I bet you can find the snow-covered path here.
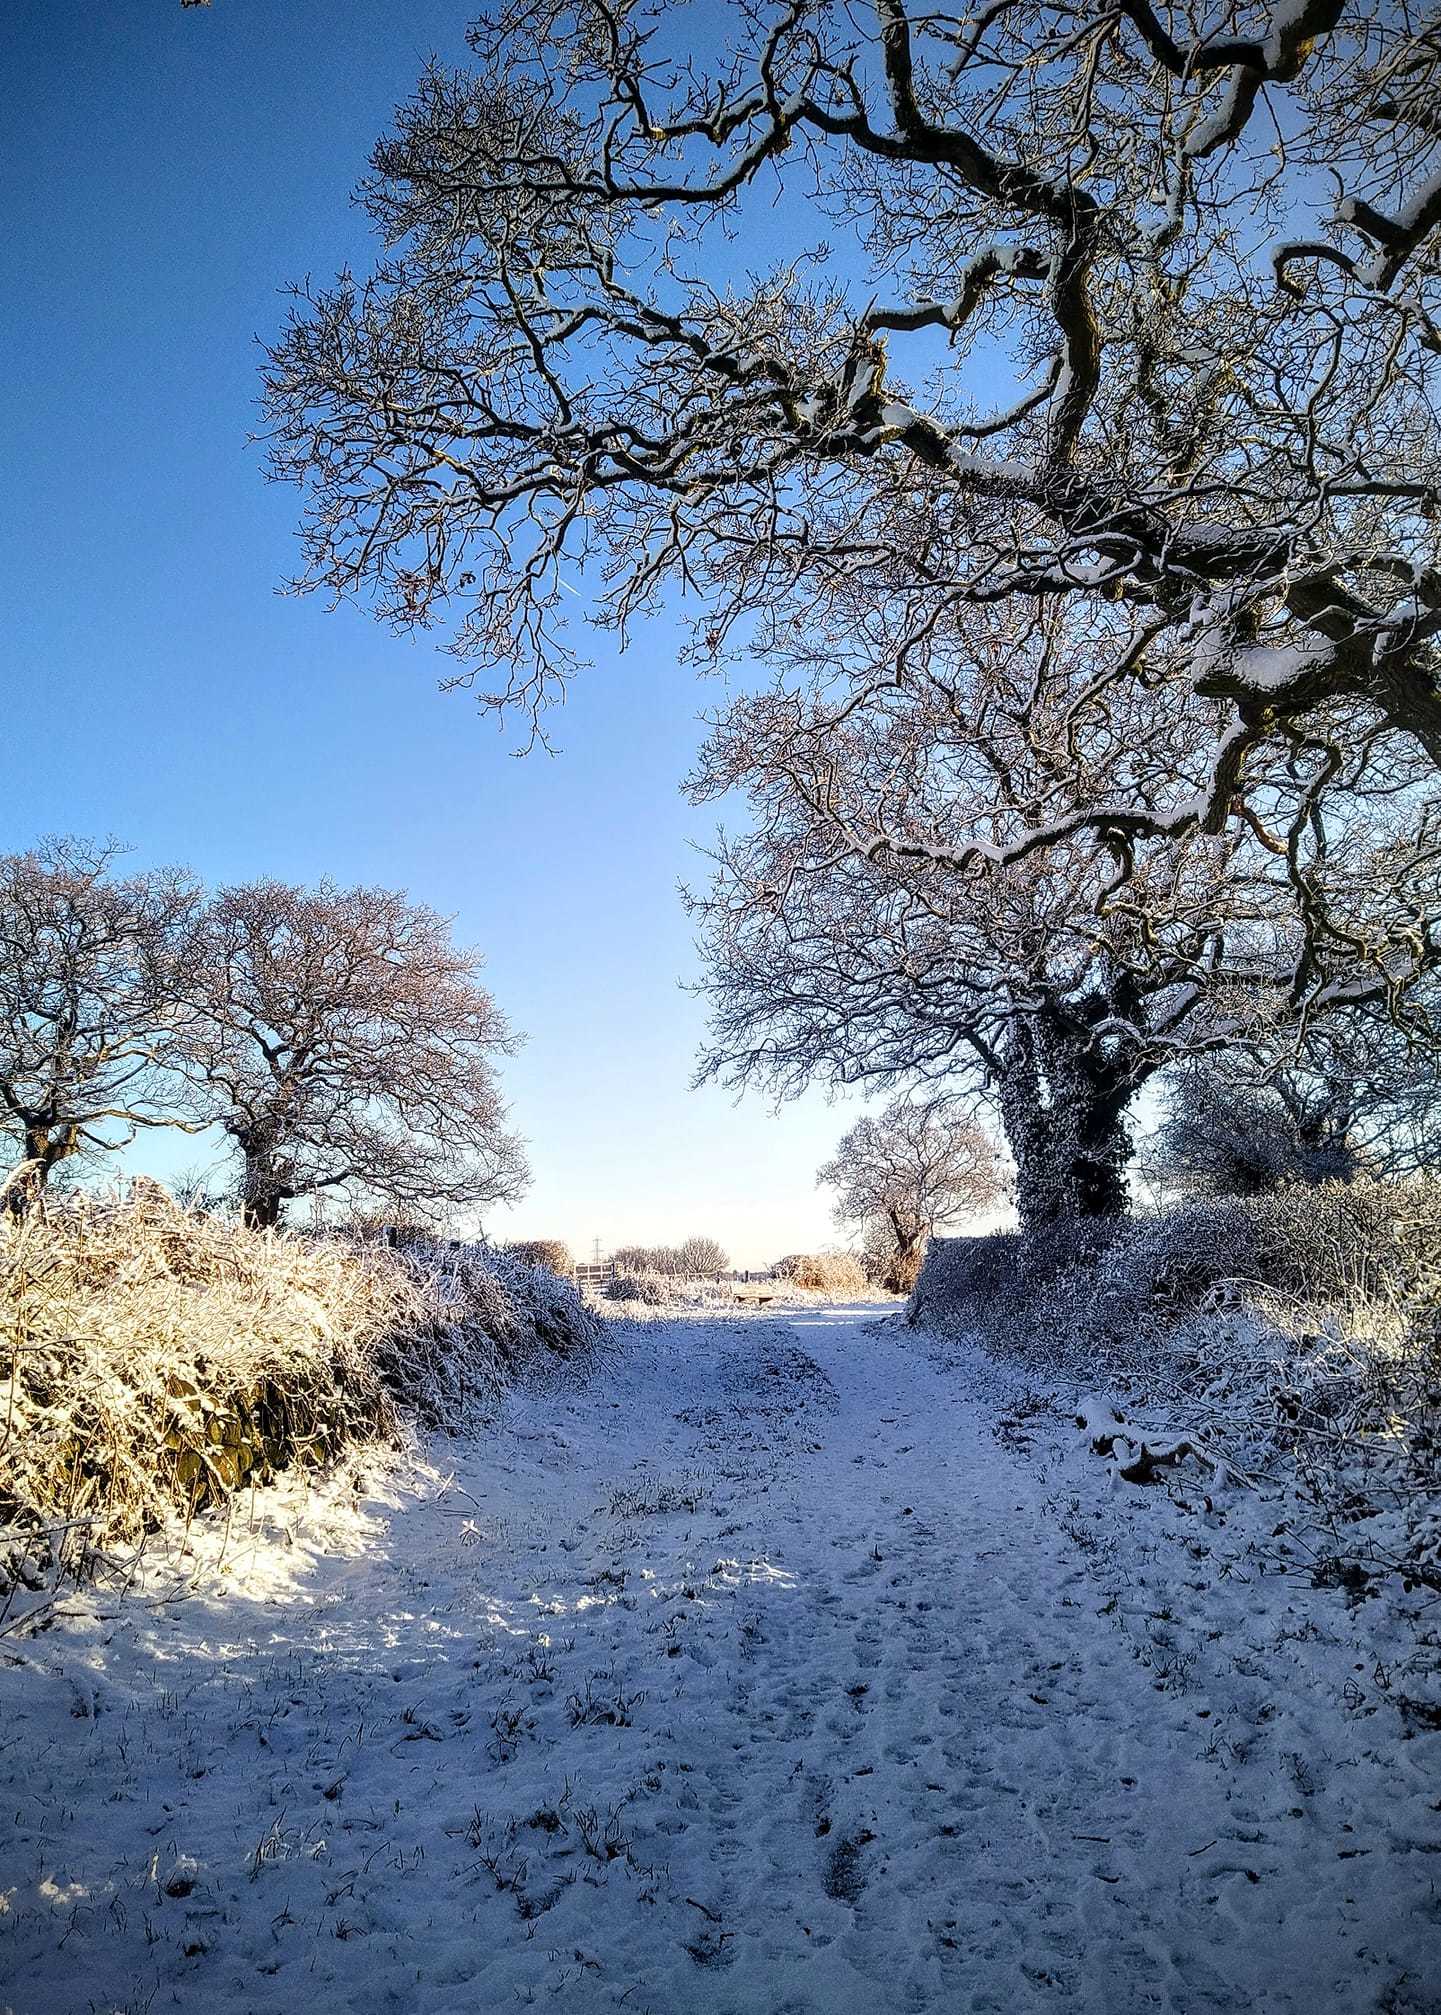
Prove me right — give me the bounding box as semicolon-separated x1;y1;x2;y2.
2;1306;1435;2013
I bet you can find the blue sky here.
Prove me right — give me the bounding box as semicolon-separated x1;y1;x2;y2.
0;0;903;1266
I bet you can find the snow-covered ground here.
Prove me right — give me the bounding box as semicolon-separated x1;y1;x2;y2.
2;1303;1436;2013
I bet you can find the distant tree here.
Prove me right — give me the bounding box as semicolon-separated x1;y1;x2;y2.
1149;1010;1441;1199
611;1240;728;1278
677;1235;729;1278
613;1244;660;1276
1146;1066;1357;1200
0;838;201;1209
505;1238;574;1276
1278;1003;1441;1180
819;1096;1004;1292
608;1241;725;1273
177;879;528;1228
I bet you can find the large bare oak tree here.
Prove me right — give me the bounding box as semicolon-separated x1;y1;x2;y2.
263;0;1441;894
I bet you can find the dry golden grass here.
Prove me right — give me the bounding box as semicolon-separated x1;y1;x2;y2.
774;1252;870;1294
0;1183;599;1603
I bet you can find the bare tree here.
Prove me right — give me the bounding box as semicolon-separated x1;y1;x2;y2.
177;879;528;1228
1292;999;1441;1176
611;1237;729;1277
677;1234;729;1278
1146;1064;1360;1199
264;1;1441;909
1148;998;1441;1196
0;838;201;1208
612;1244;669;1276
687;660;1439;1228
818;1095;1004;1291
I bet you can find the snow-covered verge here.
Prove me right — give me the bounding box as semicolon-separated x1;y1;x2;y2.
0;1188;602;1625
909;1184;1441;1620
1;1301;1435;2012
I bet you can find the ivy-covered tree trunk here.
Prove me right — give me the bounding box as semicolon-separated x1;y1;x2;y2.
235;1125;289;1231
4;1121;80;1213
241;1177;285;1231
997;1020;1134;1231
884;1209;929;1294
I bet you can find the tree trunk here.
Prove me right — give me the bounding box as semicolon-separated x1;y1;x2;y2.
239;1144;287;1230
4;1125;76;1214
997;1023;1134;1232
884;1212;928;1294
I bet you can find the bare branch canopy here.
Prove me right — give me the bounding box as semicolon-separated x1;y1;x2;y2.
264;0;1441;863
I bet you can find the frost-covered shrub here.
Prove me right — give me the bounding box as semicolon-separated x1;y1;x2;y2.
604;1270;671;1305
1162;1275;1441;1617
0;1189;400;1594
906;1230;1013;1331
503;1238;575;1277
774;1251;869;1293
0;1188;603;1602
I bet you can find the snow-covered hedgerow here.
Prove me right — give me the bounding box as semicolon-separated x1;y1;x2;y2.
367;1234;604;1427
0;1187;602;1603
909;1180;1441;1603
911;1181;1441;1373
907;1218;1120;1363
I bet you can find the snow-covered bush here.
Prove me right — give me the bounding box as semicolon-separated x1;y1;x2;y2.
601;1271;745;1318
604;1269;671;1306
612;1245;677;1277
0;1187;603;1601
774;1251;869;1294
503;1237;575;1276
